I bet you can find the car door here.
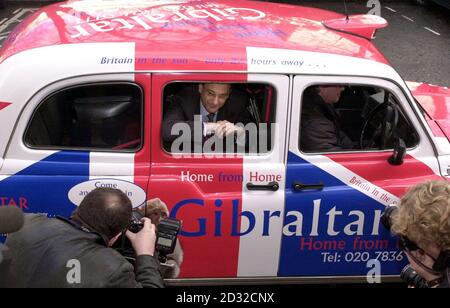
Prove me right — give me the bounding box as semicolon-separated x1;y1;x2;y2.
280;75;442;279
0;74;150;217
149;73;289;279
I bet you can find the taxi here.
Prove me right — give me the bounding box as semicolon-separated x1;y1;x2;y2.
0;0;449;285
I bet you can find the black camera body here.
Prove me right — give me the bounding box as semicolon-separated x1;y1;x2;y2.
128;211;145;233
380;204;397;231
155;217;182;256
126;211;182;260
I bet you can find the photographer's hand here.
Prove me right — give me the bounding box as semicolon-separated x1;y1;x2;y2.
125;218;157;256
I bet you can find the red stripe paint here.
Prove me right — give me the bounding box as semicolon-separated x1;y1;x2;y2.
325;152;442;198
1;1;389;65
425;115;447;139
148;73;247;278
436;120;450;143
408;81;450;141
133;74;152;193
0;102;11;111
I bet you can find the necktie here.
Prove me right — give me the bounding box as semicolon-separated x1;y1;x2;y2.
206;113;215;123
203;113;216;151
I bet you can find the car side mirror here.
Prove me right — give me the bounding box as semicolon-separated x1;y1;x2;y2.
388;138;406;165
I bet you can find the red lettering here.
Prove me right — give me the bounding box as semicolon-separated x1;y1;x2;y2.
20;197;28;209
8;198;17;207
300;237;347;251
249;172;282;183
0;197;29;209
300;237;313;250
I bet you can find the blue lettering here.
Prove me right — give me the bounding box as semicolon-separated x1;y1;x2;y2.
231;199;255;236
214;199;222;236
171;199;206;236
263;210;280;236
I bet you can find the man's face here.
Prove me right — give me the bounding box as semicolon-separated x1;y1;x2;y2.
199;83;231;114
317;86;345;104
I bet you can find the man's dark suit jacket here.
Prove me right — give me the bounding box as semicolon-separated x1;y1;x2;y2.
162;86;254;151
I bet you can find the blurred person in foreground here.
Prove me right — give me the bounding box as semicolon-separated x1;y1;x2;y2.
390;180;450;288
4;187;164;288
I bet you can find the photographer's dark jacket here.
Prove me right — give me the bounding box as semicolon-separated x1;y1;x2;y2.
4;214;165;288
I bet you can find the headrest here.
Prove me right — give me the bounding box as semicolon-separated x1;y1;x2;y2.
73;96;134;121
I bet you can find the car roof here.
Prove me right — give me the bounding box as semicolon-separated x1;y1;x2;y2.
0;0;389;66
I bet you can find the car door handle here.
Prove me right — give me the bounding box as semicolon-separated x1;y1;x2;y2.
292;181;324;191
246;181;279;191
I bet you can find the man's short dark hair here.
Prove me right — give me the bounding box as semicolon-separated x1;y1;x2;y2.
77;187;132;240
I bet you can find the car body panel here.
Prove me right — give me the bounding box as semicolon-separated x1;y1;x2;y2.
0;0;448;284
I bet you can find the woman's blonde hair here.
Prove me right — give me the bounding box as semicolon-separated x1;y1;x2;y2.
391;180;450;251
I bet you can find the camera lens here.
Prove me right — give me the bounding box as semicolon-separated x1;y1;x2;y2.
129;211;144;233
400;265;428;288
380;205;398;231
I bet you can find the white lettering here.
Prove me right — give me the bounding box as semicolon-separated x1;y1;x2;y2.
224;8;266;20
176;292;211;305
181;171;214;182
66;259;81;284
367;0;381;16
366;259;381;283
111;18;135;30
131;16;153;30
188;9;223;21
70;24;90;38
371;210;382;235
67;7;267;38
172;11;191;22
171;122;192;154
326;206;342;236
144;13;169;23
344;210;365;235
90;21;114;32
282;211;303;236
310;199;321;236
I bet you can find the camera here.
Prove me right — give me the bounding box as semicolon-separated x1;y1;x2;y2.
380;204;397;231
400;265;428;288
121;211;182;262
128;211;145;233
381;205;420;251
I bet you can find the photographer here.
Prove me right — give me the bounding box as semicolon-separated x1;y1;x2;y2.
390;180;450;288
3;187;165;288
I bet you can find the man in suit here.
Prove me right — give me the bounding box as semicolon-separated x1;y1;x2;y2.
301;85;354;152
162;83;254;153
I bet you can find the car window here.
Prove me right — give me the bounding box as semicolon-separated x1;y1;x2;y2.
161;82;276;155
24;83;143;151
299;84;419;153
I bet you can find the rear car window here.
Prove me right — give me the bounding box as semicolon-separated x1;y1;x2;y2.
24;83;143;152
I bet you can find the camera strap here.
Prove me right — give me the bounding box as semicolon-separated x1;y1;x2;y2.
426;276;443;288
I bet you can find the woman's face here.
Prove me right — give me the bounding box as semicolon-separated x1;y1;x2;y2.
148;210;168;225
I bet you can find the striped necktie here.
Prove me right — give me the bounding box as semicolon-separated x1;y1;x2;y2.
206;113;215;123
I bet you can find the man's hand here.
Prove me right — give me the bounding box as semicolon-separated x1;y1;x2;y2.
125;218;157;256
215;121;244;138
